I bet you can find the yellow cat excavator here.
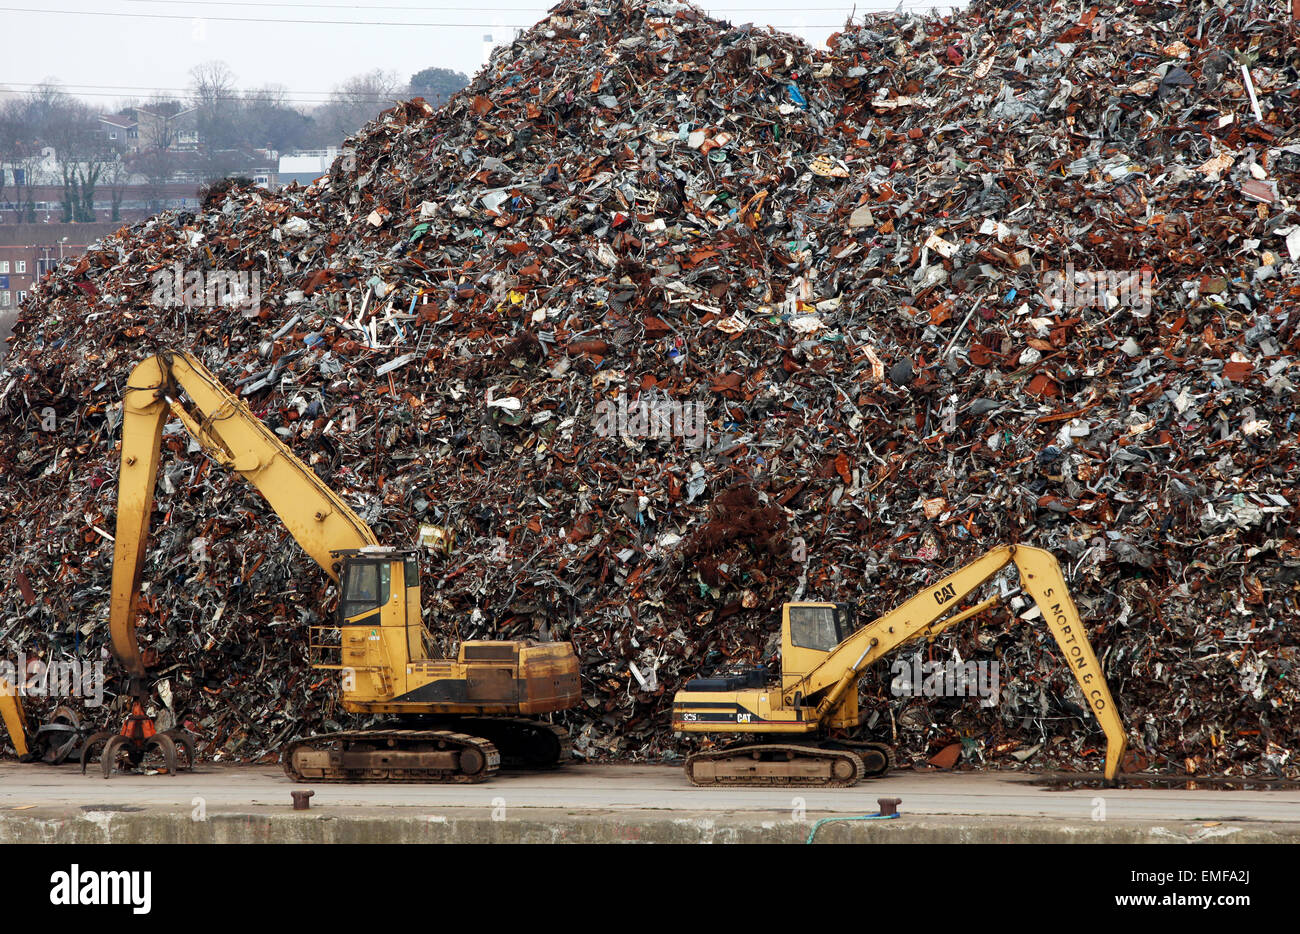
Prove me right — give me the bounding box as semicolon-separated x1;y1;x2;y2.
72;350;581;781
672;544;1127;787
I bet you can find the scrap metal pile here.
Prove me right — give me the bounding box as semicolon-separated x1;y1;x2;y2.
2;0;1297;776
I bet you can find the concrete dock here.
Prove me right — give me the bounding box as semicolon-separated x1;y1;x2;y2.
2;762;1296;843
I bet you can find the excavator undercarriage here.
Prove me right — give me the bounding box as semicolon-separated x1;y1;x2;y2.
685;740;894;788
283;730;503;783
282;716;571;783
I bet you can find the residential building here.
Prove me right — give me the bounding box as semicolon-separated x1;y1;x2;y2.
0;220;124;305
98;106;199;154
0;221;127;359
0;183;200;224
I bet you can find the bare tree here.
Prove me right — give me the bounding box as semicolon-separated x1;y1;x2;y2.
6;144;43;223
2;90;68;221
0;99;14;213
22;84;79;220
41;90;118;223
0;99;14;208
24;80;68;121
2;87;102;223
241;84;312;154
128;147;177;213
189;61;239;152
316;69;404;142
102;156;132;222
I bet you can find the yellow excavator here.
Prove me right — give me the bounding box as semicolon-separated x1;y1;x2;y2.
1;677;95;766
672;544;1127;786
65;350;581;781
2;357;1127;790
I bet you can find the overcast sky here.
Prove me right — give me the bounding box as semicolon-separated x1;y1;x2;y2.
0;1;962;113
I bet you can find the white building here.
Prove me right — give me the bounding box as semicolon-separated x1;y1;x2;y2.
277;148;341;188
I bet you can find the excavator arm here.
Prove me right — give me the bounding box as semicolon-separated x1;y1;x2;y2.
798;544;1127;781
109;351;378;679
0;677;31;758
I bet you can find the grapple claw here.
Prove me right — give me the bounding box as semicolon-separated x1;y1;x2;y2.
80;730;119;775
101;735;129;779
147;733;178;776
33;705;89;765
163;729;197;772
65;685;200;777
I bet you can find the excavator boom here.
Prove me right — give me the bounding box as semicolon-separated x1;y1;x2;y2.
801;544;1126;780
109;351;377;678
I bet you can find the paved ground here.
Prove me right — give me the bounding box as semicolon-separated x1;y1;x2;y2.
2;762;1298;842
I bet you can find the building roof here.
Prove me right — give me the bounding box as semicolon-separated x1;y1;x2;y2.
0;221;129;248
279;154;333;175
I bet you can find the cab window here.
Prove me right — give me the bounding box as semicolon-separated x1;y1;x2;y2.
341;561;390;622
789;605;840;652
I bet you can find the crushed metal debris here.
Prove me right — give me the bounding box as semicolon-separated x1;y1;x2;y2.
1;0;1298;777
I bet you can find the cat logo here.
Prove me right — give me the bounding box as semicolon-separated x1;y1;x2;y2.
934;582;957;605
736;713;752;723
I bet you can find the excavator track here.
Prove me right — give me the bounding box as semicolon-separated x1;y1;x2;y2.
376;717;572;770
823;739;895;778
443;718;571;770
282;729;500;783
685;743;867;787
863;742;895;777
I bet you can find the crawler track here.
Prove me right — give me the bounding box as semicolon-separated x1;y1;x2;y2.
282;729;500;783
823;740;895;778
443;718;571;770
685;743;868;787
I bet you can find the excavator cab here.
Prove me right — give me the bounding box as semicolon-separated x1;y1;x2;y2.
317;546;429;700
680;603;859;697
335;547;424;663
781;602;858;722
784;602;857;651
